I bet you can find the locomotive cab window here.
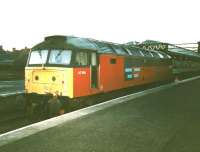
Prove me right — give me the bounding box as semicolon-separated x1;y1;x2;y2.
48;50;72;65
75;51;89;66
91;52;97;66
29;50;48;65
90;52;98;88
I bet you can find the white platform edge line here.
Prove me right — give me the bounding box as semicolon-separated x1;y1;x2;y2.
0;75;200;147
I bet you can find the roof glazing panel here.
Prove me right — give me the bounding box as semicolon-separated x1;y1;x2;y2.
66;36;97;51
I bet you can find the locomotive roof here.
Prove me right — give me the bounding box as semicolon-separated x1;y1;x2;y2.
32;35;160;56
32;35;116;53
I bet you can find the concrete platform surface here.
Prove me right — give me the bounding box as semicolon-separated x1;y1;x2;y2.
1;79;200;152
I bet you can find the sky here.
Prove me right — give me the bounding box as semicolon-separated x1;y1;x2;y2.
0;0;200;50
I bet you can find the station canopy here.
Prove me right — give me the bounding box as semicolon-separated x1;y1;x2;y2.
138;40;200;60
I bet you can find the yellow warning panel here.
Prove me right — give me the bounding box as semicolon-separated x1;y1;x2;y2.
25;67;74;98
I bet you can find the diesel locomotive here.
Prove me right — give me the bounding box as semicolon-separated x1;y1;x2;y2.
24;35;174;115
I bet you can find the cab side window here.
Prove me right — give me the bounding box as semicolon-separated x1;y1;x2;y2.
91;52;97;66
75;52;89;66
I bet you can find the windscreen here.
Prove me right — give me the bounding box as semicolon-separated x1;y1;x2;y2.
29;50;48;64
48;50;72;65
28;49;72;66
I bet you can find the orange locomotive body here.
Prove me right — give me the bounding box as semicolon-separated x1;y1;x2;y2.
73;53;173;98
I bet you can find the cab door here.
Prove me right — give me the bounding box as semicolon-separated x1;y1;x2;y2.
90;52;98;88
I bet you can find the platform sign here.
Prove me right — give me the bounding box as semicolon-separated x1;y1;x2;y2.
139;43;168;52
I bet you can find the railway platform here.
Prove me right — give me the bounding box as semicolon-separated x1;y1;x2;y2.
1;78;200;152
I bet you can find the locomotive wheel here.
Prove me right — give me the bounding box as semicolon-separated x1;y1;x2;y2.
47;97;62;117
